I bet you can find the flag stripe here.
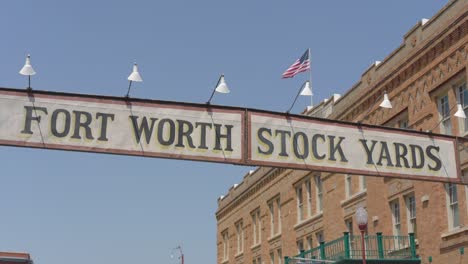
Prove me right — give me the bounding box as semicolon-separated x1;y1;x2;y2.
282;49;310;79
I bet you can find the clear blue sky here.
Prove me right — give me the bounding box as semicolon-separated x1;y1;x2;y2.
0;1;447;264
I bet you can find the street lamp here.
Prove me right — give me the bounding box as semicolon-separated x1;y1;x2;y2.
207;74;230;104
358;91;392;123
19;54;36;91
379;92;392;109
355;207;368;264
126;63;143;98
171;246;184;264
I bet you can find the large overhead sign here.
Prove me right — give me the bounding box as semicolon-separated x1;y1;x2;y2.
0;88;465;184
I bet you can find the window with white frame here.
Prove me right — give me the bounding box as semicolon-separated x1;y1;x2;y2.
277;249;282;264
316;231;324;245
315;231;324;259
360;176;367;191
457;83;468;134
345;218;354;238
345;174;352;198
268;197;281;237
277;199;282;234
270;251;274;264
235;221;244;254
390;200;401;236
306;179;312;217
446;183;460;229
345;218;354;256
252;209;261;245
438;94;453;135
297;239;304;253
405;195;417;237
315;175;323;213
307;235;313;250
296;186;304;222
222;230;229;261
269;202;274;237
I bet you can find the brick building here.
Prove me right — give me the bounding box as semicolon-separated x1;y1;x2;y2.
216;1;468;264
0;252;32;264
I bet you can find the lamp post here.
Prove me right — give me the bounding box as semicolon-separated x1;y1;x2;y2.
171;246;184;264
355;207;368;264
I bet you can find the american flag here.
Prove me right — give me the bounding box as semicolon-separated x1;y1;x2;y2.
282;49;310;78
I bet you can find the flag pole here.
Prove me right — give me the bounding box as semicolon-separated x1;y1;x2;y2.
309;48;313;108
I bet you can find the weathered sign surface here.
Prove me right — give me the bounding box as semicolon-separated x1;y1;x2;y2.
0;88;464;184
248;112;460;182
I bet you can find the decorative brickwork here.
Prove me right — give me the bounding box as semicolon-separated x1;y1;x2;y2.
217;1;468;264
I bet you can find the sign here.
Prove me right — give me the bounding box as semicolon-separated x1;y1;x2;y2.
0;89;243;163
249;112;459;182
0;88;464;184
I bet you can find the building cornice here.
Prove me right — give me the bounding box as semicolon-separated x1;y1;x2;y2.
216;167;294;220
331;0;468;122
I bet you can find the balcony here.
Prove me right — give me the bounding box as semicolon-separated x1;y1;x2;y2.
285;233;420;264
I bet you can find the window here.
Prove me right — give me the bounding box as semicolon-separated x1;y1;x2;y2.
269;202;274;237
345;218;354;256
253;256;262;264
446;183;460;229
390;200;401;236
345;174;352;198
384;111;408;129
464;171;468;213
252;209;261;245
277;249;282;264
236;221;244;254
270;252;274;264
307;235;313;250
297;239;304;253
360;176;367;191
457;83;468;134
277;199;282;234
296;186;304;222
315;176;323;213
438;94;452;135
406;195;417;237
306;180;312;217
398;119;409;129
222;230;229;261
268;197;281;237
345;218;354;237
316;231;324;246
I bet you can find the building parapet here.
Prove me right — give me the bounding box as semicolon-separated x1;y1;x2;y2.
330;0;466;121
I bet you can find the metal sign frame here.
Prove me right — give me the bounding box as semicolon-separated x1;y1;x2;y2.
0;87;465;184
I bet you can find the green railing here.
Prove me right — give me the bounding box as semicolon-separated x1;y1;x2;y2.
285;233;418;264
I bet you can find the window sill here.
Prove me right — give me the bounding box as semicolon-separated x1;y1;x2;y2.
341;190;367;207
294;212;323;230
268;233;282;243
221;259;229;264
441;226;468;240
251;243;261;251
235;252;244;259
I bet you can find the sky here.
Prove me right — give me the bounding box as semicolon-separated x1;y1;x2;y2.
0;1;448;264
